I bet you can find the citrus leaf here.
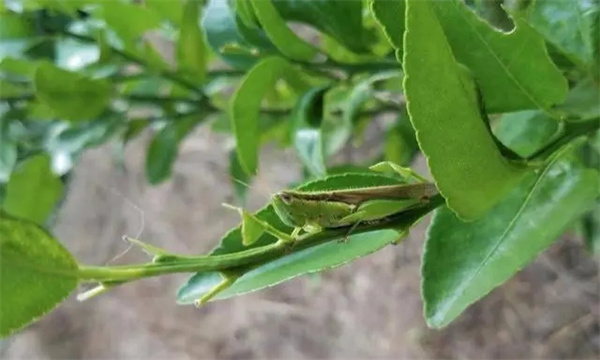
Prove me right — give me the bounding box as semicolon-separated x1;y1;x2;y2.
369;0;405;59
431;0;568;112
2;154;63;225
202;0;257;69
404;0;529;220
494;110;559;158
0;213;78;337
527;0;598;70
273;0;373;54
292;85;329;177
422;144;600;328
177;0;207;82
250;0;318;61
230;56;296;174
177;229;405;304
34;63;111;122
0;120;16;183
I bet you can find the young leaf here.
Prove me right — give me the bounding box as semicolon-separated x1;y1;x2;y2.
431;0;568;112
34;63;111;122
229;149;251;205
230;56;296;174
422;144;600;328
2;154;63;225
177;0;207;82
250;0;318;61
292;86;329;177
404;0;529;220
0;213;78;337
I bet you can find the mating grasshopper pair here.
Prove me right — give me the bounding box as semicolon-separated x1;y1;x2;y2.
226;161;438;246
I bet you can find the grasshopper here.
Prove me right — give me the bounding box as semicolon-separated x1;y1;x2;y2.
226;161;438;245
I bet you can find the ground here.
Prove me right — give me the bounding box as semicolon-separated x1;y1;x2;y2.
2;126;598;359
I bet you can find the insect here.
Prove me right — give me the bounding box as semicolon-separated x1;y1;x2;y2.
226;161;438;245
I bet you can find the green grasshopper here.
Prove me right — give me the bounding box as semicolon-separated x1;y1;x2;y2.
226;161;438;245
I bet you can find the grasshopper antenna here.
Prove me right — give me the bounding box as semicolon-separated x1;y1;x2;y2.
104;187;145;265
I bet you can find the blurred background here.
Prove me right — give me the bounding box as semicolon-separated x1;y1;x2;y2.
2;126;598;359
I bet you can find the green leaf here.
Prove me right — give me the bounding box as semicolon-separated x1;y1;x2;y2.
145;116;200;185
177;230;404;304
273;0;373;54
202;0;258;69
146;0;185;24
0;120;16;183
250;0;318;61
494;110;559;158
369;0;405;58
229;149;251;205
556;79;600;119
0;213;78;337
527;0;598;70
230;56;296;174
34;63;111;122
384;108;418;166
422;145;600;328
0;12;34;40
344;71;401;127
94;1;162;44
292;86;329;177
177;0;207;82
404;0;529;220
2;154;63;225
431;0;568;112
177;172;438;304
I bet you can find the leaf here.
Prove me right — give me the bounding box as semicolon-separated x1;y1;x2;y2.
250;0;318;61
431;0;568;112
273;0;373;54
229;149;251;205
527;0;598;70
230;56;296;174
404;0;529;220
494;110;559;158
0;213;78;337
384;108;418;166
34;63;111;122
177;171;436;304
146;0;185;25
94;1;162;44
344;71;401;126
145;116;200;185
369;0;405;58
422;144;600;328
202;0;258;69
0;12;34;40
177;0;207;82
0;120;16;183
2;154;63;225
555;79;600;119
292;86;329;177
177;230;404;304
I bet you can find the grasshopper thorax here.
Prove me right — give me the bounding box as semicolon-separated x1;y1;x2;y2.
271;191;355;230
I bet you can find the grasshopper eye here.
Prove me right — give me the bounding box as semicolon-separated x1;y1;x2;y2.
279;193;292;204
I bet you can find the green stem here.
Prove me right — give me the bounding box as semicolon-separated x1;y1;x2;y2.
528;117;600;161
76;196;443;284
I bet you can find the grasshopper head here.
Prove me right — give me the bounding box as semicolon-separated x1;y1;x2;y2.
271;192;308;228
